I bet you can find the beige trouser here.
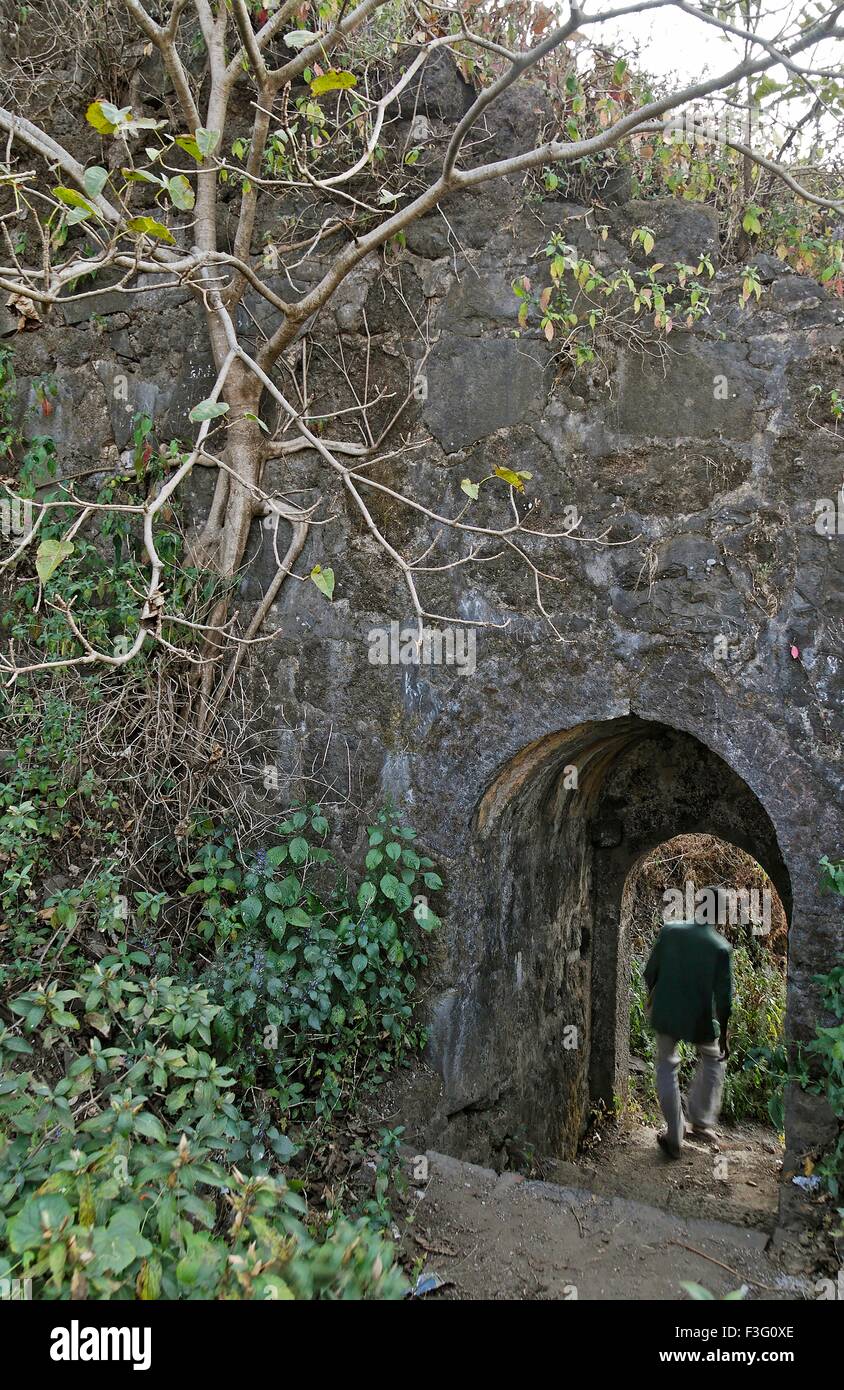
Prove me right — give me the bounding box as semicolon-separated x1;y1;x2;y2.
655;1034;725;1151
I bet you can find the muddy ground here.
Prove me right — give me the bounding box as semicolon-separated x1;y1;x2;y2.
548;1112;783;1229
400;1149;820;1302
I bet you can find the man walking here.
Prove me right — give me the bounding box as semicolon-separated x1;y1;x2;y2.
644;885;733;1158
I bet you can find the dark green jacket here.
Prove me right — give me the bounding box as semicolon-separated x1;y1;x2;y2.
644;921;733;1044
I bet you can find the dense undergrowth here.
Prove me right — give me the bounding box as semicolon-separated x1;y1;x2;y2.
0;752;439;1299
0;417;441;1299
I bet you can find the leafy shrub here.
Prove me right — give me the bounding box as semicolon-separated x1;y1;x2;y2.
0;799;440;1299
804;857;844;1199
196;806;440;1124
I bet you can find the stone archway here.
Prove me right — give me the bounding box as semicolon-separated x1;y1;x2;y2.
436;716;793;1173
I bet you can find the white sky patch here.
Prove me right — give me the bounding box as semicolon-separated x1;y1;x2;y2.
580;0;842;151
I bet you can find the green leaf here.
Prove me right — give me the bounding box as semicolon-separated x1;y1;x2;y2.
36;538;75;586
82;165;109;199
310;564;335;600
380;873;400;900
196;128;221;158
310;70;357;95
91;1207;152;1275
357;881;376;911
460;478;479;500
122;167;165;185
241;895;263;926
189;399;230;423
244;411;270;433
266;907;287;938
289;836;309;865
285;906;311;928
53;186;95;218
175;135;203;163
125;216;175;244
134;1111;167;1143
86;100;127;135
8;1194;72;1253
167;174;195;211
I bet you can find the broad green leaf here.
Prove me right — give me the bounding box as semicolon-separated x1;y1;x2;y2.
8;1194;72;1253
189;399;230;423
196;128;221;158
134;1111;167;1143
266;907;287;937
240;895;263;926
122;168;165;185
167;175;195;211
380;873;400;900
286;907;311;928
289;836;309;865
357;881;376;911
310;564;335;600
82;165;109;199
91;1208;152;1275
125;216;175;244
175;135;203;163
460;478;479;500
310;70;357;95
86;100;128;135
36;538;74;586
53;186;95;217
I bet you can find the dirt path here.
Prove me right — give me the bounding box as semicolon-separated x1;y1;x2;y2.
402;1151;812;1302
546;1114;783;1229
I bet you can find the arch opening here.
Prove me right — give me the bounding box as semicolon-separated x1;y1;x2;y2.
578;832;788;1226
450;715;793;1190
